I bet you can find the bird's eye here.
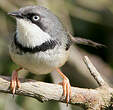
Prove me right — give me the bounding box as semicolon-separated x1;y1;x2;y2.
32;15;40;21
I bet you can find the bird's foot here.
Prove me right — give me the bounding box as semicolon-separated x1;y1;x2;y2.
10;68;22;95
59;77;72;106
57;69;72;106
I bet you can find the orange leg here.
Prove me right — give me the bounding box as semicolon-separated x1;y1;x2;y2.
56;68;72;106
10;67;23;95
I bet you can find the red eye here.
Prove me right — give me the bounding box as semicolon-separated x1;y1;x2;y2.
32;15;40;21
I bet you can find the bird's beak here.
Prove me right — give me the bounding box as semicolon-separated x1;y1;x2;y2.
8;11;23;18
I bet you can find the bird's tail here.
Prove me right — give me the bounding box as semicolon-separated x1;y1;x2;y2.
68;33;106;48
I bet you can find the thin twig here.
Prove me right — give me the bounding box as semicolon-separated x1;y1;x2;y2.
83;56;108;87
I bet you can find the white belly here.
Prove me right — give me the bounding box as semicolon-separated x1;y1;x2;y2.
9;46;69;75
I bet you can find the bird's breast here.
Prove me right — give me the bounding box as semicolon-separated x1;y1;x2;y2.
9;44;70;74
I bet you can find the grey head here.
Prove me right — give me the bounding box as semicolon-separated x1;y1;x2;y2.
8;5;67;40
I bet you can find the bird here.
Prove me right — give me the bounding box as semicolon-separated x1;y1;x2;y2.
8;5;104;105
8;5;72;105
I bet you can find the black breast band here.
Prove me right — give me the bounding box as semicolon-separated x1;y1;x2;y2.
14;34;58;53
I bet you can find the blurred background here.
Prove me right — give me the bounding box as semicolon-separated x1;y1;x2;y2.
0;0;113;110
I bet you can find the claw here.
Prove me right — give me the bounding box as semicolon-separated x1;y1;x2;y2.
63;77;71;106
10;68;22;95
57;69;72;106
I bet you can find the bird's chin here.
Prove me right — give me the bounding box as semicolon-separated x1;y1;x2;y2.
16;18;52;48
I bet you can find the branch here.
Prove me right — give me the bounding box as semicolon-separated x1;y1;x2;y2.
0;76;98;105
83;56;108;86
0;56;112;110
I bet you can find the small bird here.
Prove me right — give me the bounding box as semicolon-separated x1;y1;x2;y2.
8;5;104;105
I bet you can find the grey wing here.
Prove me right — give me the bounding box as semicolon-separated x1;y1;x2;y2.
65;33;72;51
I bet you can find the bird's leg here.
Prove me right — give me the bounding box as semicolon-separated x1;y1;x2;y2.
56;68;72;106
10;67;23;95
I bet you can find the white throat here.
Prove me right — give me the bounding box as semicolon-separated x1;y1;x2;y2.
16;19;51;47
